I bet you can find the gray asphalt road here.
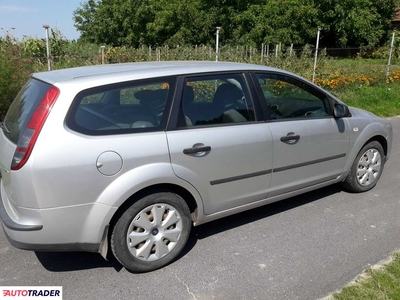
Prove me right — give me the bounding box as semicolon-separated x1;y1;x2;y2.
1;117;400;300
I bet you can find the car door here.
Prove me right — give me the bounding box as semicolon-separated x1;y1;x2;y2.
166;73;274;215
251;72;350;197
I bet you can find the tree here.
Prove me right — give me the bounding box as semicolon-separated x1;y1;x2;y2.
146;0;219;46
315;0;396;47
73;0;261;46
73;0;397;47
73;0;157;46
73;0;99;43
232;0;319;46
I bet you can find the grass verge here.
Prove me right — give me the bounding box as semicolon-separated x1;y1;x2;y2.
331;252;400;300
332;83;400;118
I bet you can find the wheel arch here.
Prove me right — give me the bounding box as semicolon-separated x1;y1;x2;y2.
108;183;199;230
364;135;388;158
343;119;390;174
341;135;386;192
340;132;388;183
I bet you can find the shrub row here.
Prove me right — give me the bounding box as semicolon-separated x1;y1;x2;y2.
1;36;400;120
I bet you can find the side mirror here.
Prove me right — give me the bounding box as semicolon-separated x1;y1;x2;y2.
333;103;351;118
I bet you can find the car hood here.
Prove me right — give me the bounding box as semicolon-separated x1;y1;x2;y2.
349;106;378;118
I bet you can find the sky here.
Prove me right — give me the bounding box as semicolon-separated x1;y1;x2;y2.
0;0;82;40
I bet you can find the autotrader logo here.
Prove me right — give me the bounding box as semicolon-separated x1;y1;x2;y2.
0;287;62;300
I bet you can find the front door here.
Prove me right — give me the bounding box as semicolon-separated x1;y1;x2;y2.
252;72;350;197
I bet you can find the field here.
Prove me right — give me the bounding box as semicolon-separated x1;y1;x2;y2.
1;35;400;119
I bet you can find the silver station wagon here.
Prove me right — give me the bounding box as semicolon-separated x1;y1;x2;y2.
0;62;392;272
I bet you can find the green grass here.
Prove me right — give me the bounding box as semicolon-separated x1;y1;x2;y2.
332;83;400;117
315;59;400;84
332;253;400;300
2;37;400;119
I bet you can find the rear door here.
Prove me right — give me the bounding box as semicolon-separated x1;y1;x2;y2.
166;73;274;215
251;72;350;197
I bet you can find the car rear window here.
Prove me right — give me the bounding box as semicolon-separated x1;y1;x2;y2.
3;79;51;144
67;77;175;135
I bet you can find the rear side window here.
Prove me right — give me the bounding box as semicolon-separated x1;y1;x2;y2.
181;74;255;126
67;77;175;135
3;79;51;144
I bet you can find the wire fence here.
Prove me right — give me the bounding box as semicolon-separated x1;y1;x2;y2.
3;39;400;122
5;42;400;90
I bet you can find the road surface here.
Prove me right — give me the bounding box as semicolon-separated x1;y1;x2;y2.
1;116;399;300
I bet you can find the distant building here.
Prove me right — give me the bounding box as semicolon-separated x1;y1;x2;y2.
392;8;400;28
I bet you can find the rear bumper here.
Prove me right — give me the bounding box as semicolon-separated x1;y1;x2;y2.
0;190;42;231
0;179;43;231
0;180;117;252
2;227;100;252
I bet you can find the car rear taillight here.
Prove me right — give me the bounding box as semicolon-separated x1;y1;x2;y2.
11;86;60;170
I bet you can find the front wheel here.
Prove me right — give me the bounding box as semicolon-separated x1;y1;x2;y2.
111;192;192;272
342;141;385;192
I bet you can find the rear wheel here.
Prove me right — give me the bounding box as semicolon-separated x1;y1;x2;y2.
342;141;385;192
111;192;191;272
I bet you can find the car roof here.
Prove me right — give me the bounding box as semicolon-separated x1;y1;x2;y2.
32;61;282;84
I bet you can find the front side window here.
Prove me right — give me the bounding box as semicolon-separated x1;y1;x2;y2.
181;74;255;126
67;78;174;135
255;73;331;120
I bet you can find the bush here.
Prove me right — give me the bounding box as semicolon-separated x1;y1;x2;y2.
0;36;36;121
1;34;400;120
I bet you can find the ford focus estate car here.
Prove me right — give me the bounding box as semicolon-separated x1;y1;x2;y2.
0;61;392;272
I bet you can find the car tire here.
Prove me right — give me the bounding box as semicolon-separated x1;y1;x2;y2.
342;141;385;193
111;192;192;272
